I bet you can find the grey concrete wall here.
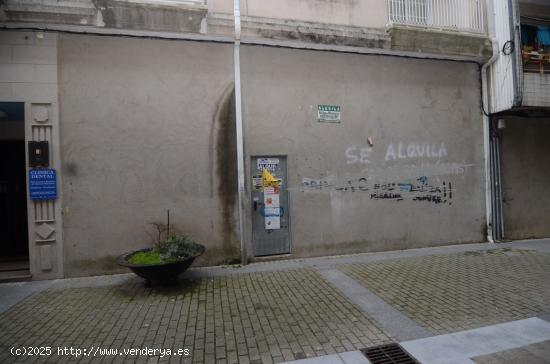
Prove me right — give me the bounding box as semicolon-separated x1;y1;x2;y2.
58;34;238;276
57;35;488;276
240;46;486;258
501;117;550;240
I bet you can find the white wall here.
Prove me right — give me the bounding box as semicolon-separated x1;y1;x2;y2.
0;30;63;280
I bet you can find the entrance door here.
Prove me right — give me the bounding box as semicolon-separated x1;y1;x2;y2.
251;156;291;256
0;102;29;272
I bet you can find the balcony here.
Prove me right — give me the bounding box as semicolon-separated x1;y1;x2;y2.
520;23;550;107
388;0;486;34
387;0;491;59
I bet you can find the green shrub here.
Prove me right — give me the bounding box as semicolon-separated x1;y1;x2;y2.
128;235;202;265
128;251;162;265
158;235;202;263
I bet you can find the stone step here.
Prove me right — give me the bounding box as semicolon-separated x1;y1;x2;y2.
0;269;32;283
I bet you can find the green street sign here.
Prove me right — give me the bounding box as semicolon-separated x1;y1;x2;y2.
317;105;341;123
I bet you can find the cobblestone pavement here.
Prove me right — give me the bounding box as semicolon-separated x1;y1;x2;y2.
340;248;550;334
3;242;550;364
0;268;391;364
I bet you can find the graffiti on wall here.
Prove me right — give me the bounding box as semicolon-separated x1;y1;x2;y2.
346;142;448;165
385;142;447;161
370;177;452;205
300;175;453;205
346;145;373;164
294;140;468;205
366;161;469;181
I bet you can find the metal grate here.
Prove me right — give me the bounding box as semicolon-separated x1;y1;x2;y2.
362;343;419;364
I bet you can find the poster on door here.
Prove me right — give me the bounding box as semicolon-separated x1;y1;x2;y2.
265;216;280;230
264;187;281;230
257;158;279;172
264;193;279;208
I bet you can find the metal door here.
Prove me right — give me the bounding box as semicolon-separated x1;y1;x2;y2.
251;156;291;256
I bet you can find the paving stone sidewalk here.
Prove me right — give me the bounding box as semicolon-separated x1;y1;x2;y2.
0;268;391;364
2;241;550;364
339;248;550;334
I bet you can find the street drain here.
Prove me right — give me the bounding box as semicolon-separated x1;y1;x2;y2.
361;343;419;364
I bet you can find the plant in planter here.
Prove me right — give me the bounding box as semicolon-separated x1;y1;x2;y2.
117;211;205;284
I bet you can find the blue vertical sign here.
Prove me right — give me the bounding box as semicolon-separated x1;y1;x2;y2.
29;169;57;200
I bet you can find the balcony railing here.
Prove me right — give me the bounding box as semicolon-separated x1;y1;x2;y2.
388;0;486;34
522;50;550;74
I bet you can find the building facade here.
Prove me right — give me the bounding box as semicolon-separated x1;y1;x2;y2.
0;0;532;280
484;0;550;241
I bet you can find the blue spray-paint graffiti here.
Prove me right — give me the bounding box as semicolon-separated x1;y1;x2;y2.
300;176;452;205
398;183;412;192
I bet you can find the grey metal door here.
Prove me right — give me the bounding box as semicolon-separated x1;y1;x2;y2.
251;156;291;256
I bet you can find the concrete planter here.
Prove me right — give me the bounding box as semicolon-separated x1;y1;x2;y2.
116;245;205;284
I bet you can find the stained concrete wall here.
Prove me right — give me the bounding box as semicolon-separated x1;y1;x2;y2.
389;27;492;59
209;0;387;29
240;46;486;258
57;34;487;276
58;34;238;276
2;1;490;61
501;117;550;240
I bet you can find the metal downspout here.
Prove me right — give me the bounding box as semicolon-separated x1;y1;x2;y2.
492;129;499;239
495;131;504;240
482;36;500;243
234;0;247;264
490;125;504;240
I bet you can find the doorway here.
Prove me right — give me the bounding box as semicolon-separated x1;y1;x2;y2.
0;102;30;279
251;156;291;256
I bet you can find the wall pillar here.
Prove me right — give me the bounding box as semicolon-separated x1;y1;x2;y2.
0;30;63;279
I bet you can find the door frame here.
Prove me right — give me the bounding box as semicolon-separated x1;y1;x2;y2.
250;154;292;257
24;101;64;279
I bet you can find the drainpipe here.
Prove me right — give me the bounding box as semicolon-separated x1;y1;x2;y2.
481;38;499;243
234;0;247;264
